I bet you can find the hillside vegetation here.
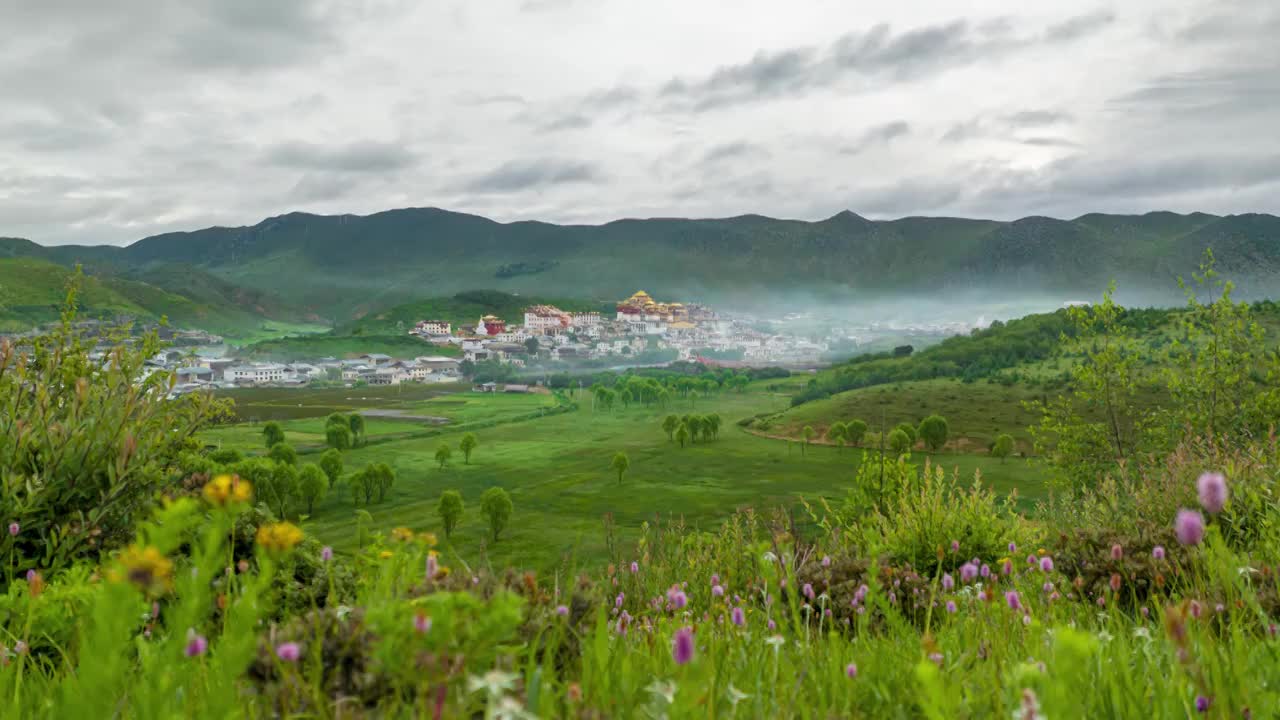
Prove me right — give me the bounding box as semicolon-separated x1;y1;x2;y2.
6;207;1280;318
336;289;609;335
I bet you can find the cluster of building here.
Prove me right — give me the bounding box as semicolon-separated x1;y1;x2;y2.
151;353;463;395
404;290;828;366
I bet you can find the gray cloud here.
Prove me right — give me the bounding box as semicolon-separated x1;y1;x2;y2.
1043;10;1115;43
263;141;415;173
841;121;911;155
463;158;603;194
536;113;594;133
701;141;768;164
1004;110;1073;128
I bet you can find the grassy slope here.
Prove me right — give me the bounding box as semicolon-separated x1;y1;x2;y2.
201;384;1051;570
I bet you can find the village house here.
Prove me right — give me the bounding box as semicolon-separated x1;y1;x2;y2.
412;320;451;336
524;305;570;335
360;353;393;366
477;315;506;336
227;363;287;385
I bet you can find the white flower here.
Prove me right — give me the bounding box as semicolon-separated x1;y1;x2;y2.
1132;627;1151;641
1097;630;1114;643
492;696;537;720
335;605;353;620
468;670;518;697
761;551;778;564
764;635;786;648
726;684;750;707
646;679;678;705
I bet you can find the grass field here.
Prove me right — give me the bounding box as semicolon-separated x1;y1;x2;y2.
203;384;1055;571
238;333;460;361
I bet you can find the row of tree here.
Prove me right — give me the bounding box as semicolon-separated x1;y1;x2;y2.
659;413;723;447
437;487;513;541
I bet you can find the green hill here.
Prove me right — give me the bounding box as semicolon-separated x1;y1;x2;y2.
0;257;320;338
6;208;1280;321
336;289;610;335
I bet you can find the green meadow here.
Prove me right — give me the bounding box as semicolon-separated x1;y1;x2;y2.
203;382;1053;570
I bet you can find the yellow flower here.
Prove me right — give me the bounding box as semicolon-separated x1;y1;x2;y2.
256;522;304;555
1037;548;1047;556
379;550;394;559
390;527;415;543
203;474;252;507
418;532;438;547
112;545;174;595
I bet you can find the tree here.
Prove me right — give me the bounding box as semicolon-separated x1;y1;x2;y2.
687;415;705;443
349;469;374;506
325;413;349;431
459;432;478;464
262;421;285;449
845;419;868;447
208;447;243;466
480;487;513;541
268;442;297;467
435;442;452;470
888;428;912;456
438;490;465;537
917;415;949;453
992;434;1015;462
706;413;722;440
325;424;352;451
827;422;847;451
894;422;917;448
370;462;395;502
319;449;343;488
675;423;690;448
611;451;630;484
524;337;540;356
801;425;815;455
257;461;299;519
348;414;366;447
298;464;327;514
662;414;679;441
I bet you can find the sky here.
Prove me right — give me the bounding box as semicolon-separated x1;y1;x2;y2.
1;0;1278;246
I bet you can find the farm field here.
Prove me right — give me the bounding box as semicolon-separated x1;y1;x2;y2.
210;383;1056;571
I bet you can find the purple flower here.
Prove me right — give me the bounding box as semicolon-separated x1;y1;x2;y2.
630;561;639;574
855;584;868;602
711;574;720;586
1005;591;1021;611
615;593;625;609
26;569;36;583
1008;542;1017;554
941;573;954;591
980;564;991;578
1027;554;1036;565
768;618;777;630
802;583;815;601
1176;509;1205;545
959;562;978;583
1215;603;1225;614
320;546;333;562
275;642;301;662
945;600;957;614
846;662;858;678
425;553;438;579
184;630;208;658
732;606;745;626
1195;695;1210;713
1042;582;1053;594
1190;600;1203;618
1141;606;1149;618
7;522;17;537
1001;560;1012;576
1197;472;1228;513
822;555;832;567
950;540;960;553
672;627;695;665
1039;556;1054;572
413;613;431;634
1110;544;1123;561
1152;545;1166;560
556;605;569;617
712;584;724;598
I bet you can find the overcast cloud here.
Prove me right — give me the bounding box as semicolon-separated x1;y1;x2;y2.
1;0;1277;245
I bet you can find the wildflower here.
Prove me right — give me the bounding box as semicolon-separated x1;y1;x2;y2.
390;527;415;543
1190;600;1203;618
1110;574;1122;592
1195;695;1210;713
1009;542;1017;553
1022;614;1031;626
1027;554;1036;565
379;551;393;559
413;612;432;634
928;652;944;667
1005;591;1021;610
14;641;28;655
113;545;173;595
960;562;977;583
1020;689;1045;720
1001;560;1013;576
980;564;991;578
1175;510;1205;545
25;570;44;597
855;584;868;602
822;555;832;567
1197;472;1228;514
768;618;777;630
556;605;569;617
319;545;333;562
275;642;301;662
711;573;720;586
1042;582;1053;594
672;627;695;665
946;600;957;614
468;670;518;697
1096;596;1106;607
202;474;252;507
1141;606;1149;618
615;593;625;609
418;532;438;546
256;522;304;555
941;573;954;591
630;561;639;574
712;584;724;598
7;522;17;537
567;683;582;702
732;606;745;626
666;585;688;610
426;552;439;579
846;663;858;678
803;583;815;601
1215;603;1225;614
184;629;208;657
1039;556;1054;572
1152;546;1165;560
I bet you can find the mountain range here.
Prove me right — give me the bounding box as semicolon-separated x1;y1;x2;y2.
3;207;1279;323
